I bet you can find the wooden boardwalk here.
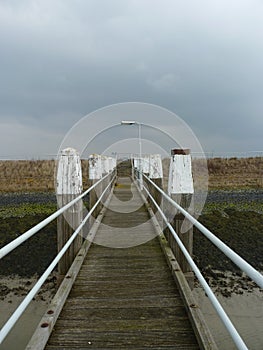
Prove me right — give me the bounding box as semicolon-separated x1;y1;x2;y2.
46;242;200;349
31;177;210;349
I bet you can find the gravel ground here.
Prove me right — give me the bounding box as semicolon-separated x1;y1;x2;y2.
0;192;56;206
206;189;263;204
1;189;261;208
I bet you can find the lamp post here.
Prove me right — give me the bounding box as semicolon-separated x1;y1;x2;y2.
121;120;143;190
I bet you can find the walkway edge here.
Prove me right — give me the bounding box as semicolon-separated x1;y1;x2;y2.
26;187;114;350
135;180;218;350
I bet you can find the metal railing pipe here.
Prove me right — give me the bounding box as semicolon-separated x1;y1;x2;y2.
0;174;115;344
143;185;249;350
143;174;263;289
0;172;113;260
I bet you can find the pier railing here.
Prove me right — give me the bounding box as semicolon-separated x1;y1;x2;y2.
0;170;116;345
139;170;263;350
0;149;262;349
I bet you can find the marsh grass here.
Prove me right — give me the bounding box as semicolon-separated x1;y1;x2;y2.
162;156;262;191
0;160;89;193
0;157;261;192
205;157;263;189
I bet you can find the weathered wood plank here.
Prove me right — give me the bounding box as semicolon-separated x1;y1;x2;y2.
44;177;200;350
135;178;218;350
46;347;198;350
53;318;191;332
59;305;188;320
26;187;114;350
69;287;178;299
47;331;199;348
63;296;182;309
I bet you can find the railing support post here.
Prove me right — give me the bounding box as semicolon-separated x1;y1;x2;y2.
168;148;194;286
56;148;83;278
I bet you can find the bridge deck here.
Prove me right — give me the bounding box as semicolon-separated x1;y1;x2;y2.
45;177;200;349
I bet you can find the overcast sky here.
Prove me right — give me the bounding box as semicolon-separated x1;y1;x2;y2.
0;0;262;158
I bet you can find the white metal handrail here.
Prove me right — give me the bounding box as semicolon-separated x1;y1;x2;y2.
143;173;263;289
0;174;115;344
0;171;114;259
143;184;249;350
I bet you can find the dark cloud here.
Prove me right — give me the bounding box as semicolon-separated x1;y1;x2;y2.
0;0;262;157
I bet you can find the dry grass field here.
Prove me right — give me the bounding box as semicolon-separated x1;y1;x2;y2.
0;157;262;192
163;156;262;191
0;160;89;193
205;157;263;189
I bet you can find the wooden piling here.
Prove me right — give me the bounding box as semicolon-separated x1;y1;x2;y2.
88;154;103;222
168;149;194;284
56;148;83;277
148;154;163;210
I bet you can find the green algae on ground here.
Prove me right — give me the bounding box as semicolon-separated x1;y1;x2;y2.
193;209;263;272
0;203;57;219
0;214;57;276
202;201;263;215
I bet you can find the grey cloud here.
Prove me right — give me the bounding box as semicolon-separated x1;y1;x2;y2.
0;0;262;157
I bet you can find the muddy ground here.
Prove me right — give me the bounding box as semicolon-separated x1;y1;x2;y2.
0;190;262;297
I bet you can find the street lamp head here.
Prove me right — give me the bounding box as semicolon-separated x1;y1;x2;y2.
121;120;136;125
120;120;143;189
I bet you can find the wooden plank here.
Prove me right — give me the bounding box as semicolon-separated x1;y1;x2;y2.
142;194;218;350
43;177;200;350
158;237;218;350
26;187;114;350
46;347;198;350
136;179;218;350
68;286;178;299
47;331;199;348
63;296;182;309
58;306;189;321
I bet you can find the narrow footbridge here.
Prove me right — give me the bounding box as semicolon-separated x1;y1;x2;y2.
40;177;202;350
0;149;262;350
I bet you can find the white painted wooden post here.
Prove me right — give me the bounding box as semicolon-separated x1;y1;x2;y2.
149;154;163;208
88;154;102;222
112;157;117;177
168;150;194;196
101;156;110;175
133;156;139;170
56;148;83;277
149;154;163;179
108;157;114;172
89;154;102;180
113;157;117;169
132;156;139;182
142;155;150;174
168;148;194;283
